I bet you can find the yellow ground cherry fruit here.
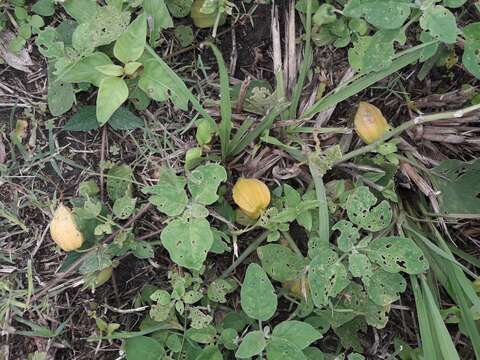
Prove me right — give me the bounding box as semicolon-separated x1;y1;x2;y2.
94;266;113;288
354;102;391;144
190;0;225;28
282;275;309;300
50;204;84;251
232;178;271;219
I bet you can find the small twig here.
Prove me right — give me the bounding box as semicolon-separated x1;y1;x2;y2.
220;231;268;279
31;203;152;302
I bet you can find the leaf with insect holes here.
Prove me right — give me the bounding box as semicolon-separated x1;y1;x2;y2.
160;217;213;271
348;253;373;280
113;13;146;63
241;263;277;321
112;196;136;219
367;236;429;274
187;163;227;205
107;164;133;201
365;269;406;306
346;186;392;231
257;244;305;282
272;321;322;350
343;0;411;30
166;0;193;17
332;220;360;252
420;5;458;44
143;168;188;216
308;245;350;307
462;23;480;80
236;331;266;359
207;279;236;303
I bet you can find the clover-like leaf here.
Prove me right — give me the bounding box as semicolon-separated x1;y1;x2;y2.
257;244;305;282
346;186;392;231
240;263;277;321
462;22;480;80
367;236;428;274
143;168;188;216
343;0;411;30
308;246;350;307
272;321;322;350
187;163;227;205
420;5;458;44
235;331;266;359
332;220;360;252
160;217;213;271
365;269;406;306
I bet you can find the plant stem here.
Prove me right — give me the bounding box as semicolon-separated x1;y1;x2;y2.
281;231;303;257
220;231;268;279
336;103;480;165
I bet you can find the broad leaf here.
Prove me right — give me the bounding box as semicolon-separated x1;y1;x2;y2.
107;164;134;201
367;236;429;274
62;0;98;23
97;77;129;125
462;23;480;80
308;246;350;307
143;168;188;216
166;0;193;17
266;337;307;360
195;345;222;360
240;263;277;321
332;220;360;252
60;52;112;86
272;321;322;350
114;13;147;63
124;336;165;360
348;253;372;280
420;5;458;44
257;244;305;282
365;269;406;306
346;186;392;231
235;331;266;359
161;218;213;270
143;0;173;45
108;107;144;130
343;0;411;30
187;164;227;205
113;196;136;219
48;64;74;116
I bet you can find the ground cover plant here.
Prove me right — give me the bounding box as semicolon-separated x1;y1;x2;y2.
1;0;480;359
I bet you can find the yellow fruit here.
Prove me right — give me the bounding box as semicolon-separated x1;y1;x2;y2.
190;0;225;28
283;276;309;299
354;102;391;144
50;204;84;251
233;178;271;219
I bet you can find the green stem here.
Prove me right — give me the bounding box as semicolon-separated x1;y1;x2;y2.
308;162;330;245
281;231;303;257
336;103;480;165
220;231;268;279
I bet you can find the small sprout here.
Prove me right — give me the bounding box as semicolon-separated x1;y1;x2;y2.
233;178;271;219
354;102;391;144
50;204;84;251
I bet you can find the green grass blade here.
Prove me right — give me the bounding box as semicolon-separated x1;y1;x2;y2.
308;160;330;245
205;42;233;160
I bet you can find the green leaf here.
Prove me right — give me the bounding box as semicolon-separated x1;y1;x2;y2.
113;196;136;219
334;317;366;353
240;263;278;321
272;321;322;350
186;325;216;344
348;253;373;280
62;0;99;23
108;107;144;130
346;186;392;231
166;0;193;17
60;52;113;86
131;240;154;259
420;5;458;44
195;345;222;360
143;0;173;45
124;336;165;360
367;236;429;274
79;249;112;274
365;269;406;306
97;77;129;125
187;163;227;205
48;64;74;116
114;13;147;63
174;24;194;47
220;328;238;350
266;337;307;360
348;29;405;73
332;220;360;252
308;246;350;307
303;347;325;360
161;218;213;271
96;64;124;77
343;0;411;29
107;164;134;201
443;0;466;7
207;279;236;303
138;58;189;109
36;27;65;59
32;0;55;16
257;244;305;282
235;331;266;359
143;168;188;216
462;23;480;80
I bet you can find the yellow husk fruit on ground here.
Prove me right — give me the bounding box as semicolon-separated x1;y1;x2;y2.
354;101;391;144
50;204;84;251
233;178;270;219
190;0;226;28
